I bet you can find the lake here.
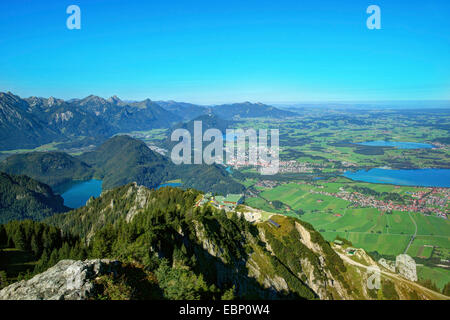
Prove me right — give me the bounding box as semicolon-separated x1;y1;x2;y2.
55;179;103;209
157;182;182;189
223;131;244;142
344;168;450;188
357;141;434;149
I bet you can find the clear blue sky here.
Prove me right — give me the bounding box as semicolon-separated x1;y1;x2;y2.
0;0;449;104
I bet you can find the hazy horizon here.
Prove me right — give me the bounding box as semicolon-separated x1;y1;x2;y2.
3;90;450;109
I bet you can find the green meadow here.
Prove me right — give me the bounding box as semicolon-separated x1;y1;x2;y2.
259;183;349;212
417;265;450;291
0;247;37;282
247;182;450;260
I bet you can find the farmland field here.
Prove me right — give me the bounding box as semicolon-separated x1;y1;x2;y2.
417;266;450;291
245;181;450;259
407;236;450;260
260;183;349;212
244;172;450;291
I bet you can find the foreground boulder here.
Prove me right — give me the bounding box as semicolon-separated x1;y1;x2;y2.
0;259;120;300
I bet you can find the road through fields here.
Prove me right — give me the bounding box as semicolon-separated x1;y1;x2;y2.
404;212;418;254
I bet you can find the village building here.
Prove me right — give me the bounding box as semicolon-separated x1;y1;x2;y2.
196;193;245;211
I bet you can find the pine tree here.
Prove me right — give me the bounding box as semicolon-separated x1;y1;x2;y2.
221;286;235;300
0;270;8;289
31;235;40;257
48;249;59;268
442;282;450;297
0;225;6;246
13;227;26;251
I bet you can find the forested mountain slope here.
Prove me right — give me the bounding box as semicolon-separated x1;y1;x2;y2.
36;184;445;300
0;172;69;223
0;152;94;187
1;135;244;195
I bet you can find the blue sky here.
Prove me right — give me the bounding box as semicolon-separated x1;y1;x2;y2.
0;0;449;104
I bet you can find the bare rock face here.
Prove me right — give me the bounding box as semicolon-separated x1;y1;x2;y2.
395;254;418;282
0;259;120;300
378;258;396;272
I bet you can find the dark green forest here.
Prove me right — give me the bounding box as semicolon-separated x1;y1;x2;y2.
0;172;69;223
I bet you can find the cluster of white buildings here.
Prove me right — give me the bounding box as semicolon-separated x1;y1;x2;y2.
277;160;313;173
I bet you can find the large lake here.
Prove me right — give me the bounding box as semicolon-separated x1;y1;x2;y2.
57;180;182;208
357;141;434;149
344;168;450;188
54;179;103;209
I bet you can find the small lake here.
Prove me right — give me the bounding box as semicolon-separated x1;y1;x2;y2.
156;182;182;189
357;141;434;149
344;168;450;188
54;179;103;209
223;131;245;142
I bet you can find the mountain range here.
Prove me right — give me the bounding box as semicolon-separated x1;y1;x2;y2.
0;91;296;150
211;102;296;120
0;92;61;150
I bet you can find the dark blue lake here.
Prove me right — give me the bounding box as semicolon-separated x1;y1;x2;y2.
344;168;450;188
55;179;103;209
357;141;434;149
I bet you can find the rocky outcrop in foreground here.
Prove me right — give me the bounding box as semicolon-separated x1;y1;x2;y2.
0;259;120;300
377;254;418;282
396;254;418;282
378;258;396;272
